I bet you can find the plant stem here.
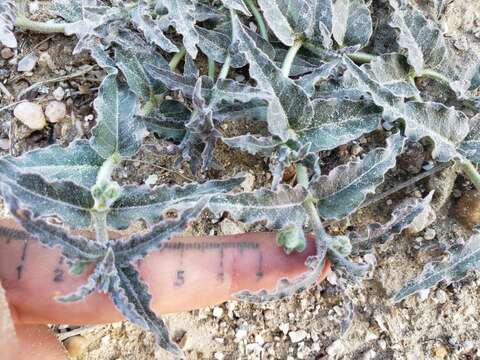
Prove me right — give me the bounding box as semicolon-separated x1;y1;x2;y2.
208;58;216;79
296;164;328;246
244;0;269;41
15;17;66;33
96;154;121;184
218;55;231;80
169;48;186;71
92;211;109;244
281;39;303;77
459;158;480;192
347;51;376;64
418;68;451;87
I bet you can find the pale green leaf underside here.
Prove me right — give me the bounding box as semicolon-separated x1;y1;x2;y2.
311;134;405;220
91;74;147;159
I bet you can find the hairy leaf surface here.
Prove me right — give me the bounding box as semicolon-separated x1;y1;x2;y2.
258;0;314;46
91;74;147;158
297;98;381;152
394;232;480;302
3;188;101;261
350;192;434;254
232;13;314;139
3;140;104;188
207;185;308;229
0;160;93;228
111;264;181;356
108;177;244;229
344;57;470;162
220;0;251;16
0;0;16;48
311;134;405;220
332;0;372;47
389;1;447;73
141;100;191;141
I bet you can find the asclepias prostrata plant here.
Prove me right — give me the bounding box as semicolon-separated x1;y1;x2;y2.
1;0;480;356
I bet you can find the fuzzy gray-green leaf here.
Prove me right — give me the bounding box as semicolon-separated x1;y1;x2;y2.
220;0;251;16
161;0;199;58
344;57;470;162
0;0;17;48
258;0;314;46
350;191;434;254
394;232;480;302
111;264;181;356
114;43;168;101
108;177;244;229
91;74;147;159
2;140;104;188
0;160;94;228
388;0;447;73
332;0;372;48
2;187;102;262
311;134;405;220
232;13;314;139
297;98;381;152
142;100;191;142
207;185;309;229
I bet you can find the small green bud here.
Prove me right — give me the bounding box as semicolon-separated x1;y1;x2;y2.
277;225;307;255
330;235;352;256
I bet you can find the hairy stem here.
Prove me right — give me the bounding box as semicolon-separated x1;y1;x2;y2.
92;211;109;244
281;39;303;77
96;154;121;185
208;58;216;79
459;158;480;192
244;0;269;41
15;17;66;34
296;165;328;247
418;68;451;86
218;55;231;80
347;51;376;64
169;48;186;71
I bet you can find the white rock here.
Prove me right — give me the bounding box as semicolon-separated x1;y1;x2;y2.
17;53;38;72
433;289;448;304
235;328;247;341
288;330;307;343
279;323;289;335
220;218;244;235
212;307;224;318
326;340;346;357
406;203;436;234
45;101;66;123
214;352;225;360
255;334;265;345
53;86;65;101
0;138;9;150
378;339;387;350
241;172;255;192
327;271;338;286
14;102;46;130
424;228;436;240
145;174;158;186
417;288;430;301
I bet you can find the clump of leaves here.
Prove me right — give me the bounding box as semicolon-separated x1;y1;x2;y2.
2;0;480;356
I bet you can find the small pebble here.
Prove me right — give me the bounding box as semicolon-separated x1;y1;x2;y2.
288;330;307;343
0;138;9;150
326;340;346;356
212;307;224;318
255;334;265;345
14;102;46;130
279;323;289;335
351;144;363;156
423;228;436;240
235;328;247;341
53;86;65;101
17;53;38;72
214;352;225;360
64;335;89;357
45;101;66;123
433;343;448;359
433;289;448;304
144;174;158;186
220;218;244;235
241;173;255;192
1;47;14;60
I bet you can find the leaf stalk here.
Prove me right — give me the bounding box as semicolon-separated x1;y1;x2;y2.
244;0;269;41
168;48;186;71
15;16;66;33
459;158;480;192
281;39;303;77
